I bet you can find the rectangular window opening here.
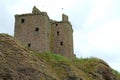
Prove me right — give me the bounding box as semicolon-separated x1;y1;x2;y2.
35;27;39;32
60;42;63;46
56;24;58;26
28;43;31;47
21;19;25;23
57;31;59;36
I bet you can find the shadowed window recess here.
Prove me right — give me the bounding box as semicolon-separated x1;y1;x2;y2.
35;27;39;32
56;23;58;26
21;19;25;23
60;42;64;46
57;31;59;36
28;43;31;47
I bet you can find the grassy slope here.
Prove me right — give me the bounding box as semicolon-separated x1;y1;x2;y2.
0;34;120;80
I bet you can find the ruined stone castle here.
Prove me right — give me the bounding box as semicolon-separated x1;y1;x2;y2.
14;6;74;58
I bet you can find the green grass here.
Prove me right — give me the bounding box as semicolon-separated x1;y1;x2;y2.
32;52;70;64
72;57;105;73
112;69;120;79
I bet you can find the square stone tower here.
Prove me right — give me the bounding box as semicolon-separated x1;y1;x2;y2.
14;6;74;58
14;6;50;53
50;14;74;57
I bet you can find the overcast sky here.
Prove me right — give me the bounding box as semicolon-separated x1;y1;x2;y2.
0;0;120;72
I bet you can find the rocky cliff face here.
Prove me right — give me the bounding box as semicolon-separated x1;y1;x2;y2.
0;34;120;80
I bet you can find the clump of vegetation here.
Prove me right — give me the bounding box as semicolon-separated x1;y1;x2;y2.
73;57;102;72
112;69;120;79
34;52;69;62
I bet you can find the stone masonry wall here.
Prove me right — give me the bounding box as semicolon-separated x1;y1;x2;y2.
14;6;74;58
51;22;74;58
14;13;50;53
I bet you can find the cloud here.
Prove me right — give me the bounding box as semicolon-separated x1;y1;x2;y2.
73;0;120;72
74;0;120;55
84;0;113;28
0;1;14;35
88;20;120;49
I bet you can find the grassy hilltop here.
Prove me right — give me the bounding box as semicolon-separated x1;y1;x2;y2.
0;34;120;80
